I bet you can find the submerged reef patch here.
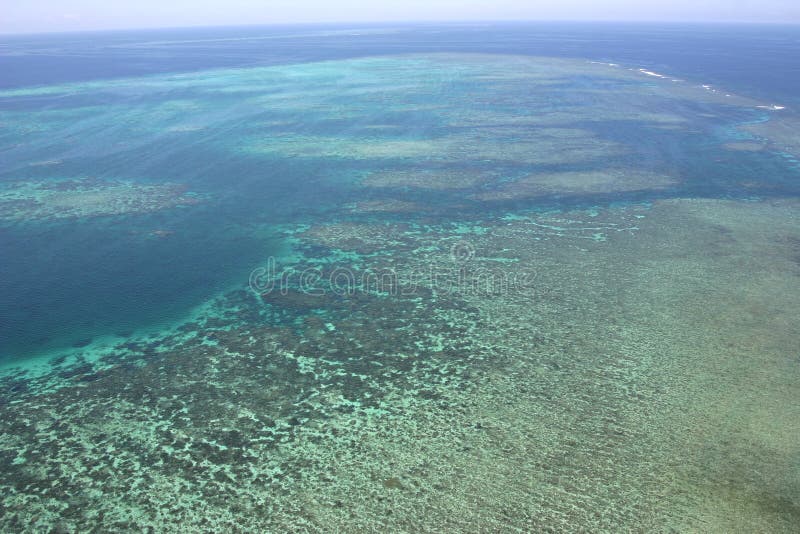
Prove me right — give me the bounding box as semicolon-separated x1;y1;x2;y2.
1;198;798;532
1;52;799;532
348;199;425;213
474;169;678;201
0;177;201;223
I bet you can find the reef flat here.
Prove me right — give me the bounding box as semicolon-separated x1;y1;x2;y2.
1;198;798;532
1;54;799;531
0;177;201;223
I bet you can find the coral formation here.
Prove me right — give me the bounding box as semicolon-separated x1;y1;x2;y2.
1;53;799;532
0;178;201;222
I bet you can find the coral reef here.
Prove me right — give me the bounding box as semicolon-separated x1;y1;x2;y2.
0;178;201;222
1;52;799;532
1;198;798;532
473;169;677;201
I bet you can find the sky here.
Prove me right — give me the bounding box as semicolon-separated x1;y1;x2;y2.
2;0;799;34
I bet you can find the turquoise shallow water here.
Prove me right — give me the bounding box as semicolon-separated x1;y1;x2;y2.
0;26;799;532
1;45;798;362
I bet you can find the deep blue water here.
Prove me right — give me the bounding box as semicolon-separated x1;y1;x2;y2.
3;23;800;105
1;23;799;362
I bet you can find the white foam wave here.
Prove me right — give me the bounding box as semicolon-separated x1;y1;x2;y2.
639;69;668;79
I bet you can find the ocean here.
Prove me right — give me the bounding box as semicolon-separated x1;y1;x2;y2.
0;23;798;531
1;22;798;362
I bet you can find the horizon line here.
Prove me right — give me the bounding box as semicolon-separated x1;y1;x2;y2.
3;18;800;37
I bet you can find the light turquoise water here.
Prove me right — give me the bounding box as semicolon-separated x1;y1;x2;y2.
0;37;798;532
